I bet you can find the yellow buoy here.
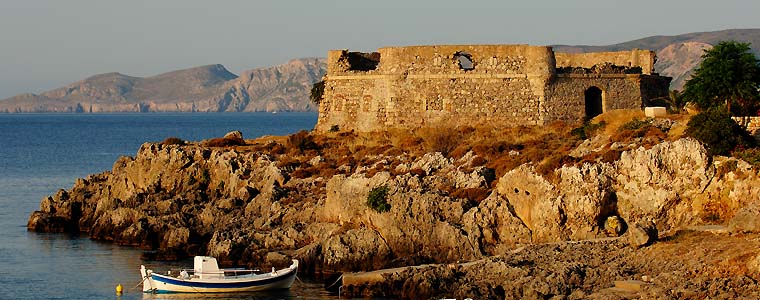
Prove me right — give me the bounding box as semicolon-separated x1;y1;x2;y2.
116;283;123;295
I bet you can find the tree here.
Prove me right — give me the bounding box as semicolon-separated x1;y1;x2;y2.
310;80;325;105
650;90;688;114
682;41;760;117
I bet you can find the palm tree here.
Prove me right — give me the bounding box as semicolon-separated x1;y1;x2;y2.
651;90;689;114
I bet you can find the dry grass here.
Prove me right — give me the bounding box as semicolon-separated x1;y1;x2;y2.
593;109;646;138
206;110;691;189
203;136;246;147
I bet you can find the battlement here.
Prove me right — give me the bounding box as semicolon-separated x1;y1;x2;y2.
316;45;669;132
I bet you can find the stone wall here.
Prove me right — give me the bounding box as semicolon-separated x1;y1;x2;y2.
555;49;656;74
733;116;760;136
545;75;643;122
316;45;670;132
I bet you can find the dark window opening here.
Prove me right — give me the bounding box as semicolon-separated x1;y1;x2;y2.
454;52;474;70
345;52;380;71
585;86;603;119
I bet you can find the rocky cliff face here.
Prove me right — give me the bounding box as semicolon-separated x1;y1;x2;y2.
0;59;325;113
27;135;760;275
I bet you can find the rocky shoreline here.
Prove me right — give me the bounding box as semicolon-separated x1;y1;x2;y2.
27;121;760;298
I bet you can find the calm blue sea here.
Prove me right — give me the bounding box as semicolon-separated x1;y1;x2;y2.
0;113;342;300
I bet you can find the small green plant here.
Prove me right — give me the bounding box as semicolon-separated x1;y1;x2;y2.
571;121;606;140
329;124;340;132
733;148;760;167
367;185;391;213
620;118;651;131
200;169;211;185
716;160;738;178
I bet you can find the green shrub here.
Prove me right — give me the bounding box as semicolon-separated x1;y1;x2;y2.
686;108;755;156
571;121;606;140
619;118;651;131
733;148;760;167
200;169;211;185
287;130;320;153
367;185;391;213
329;125;340;132
716;160;738;178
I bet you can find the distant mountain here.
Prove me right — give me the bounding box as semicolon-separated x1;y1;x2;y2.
0;58;326;113
554;28;760;90
4;29;760;113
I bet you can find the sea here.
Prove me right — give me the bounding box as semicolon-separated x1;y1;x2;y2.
0;113;347;300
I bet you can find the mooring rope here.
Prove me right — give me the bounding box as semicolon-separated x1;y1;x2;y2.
325;274;344;290
131;275;150;291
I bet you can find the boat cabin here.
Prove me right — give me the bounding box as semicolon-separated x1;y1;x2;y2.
194;256;223;280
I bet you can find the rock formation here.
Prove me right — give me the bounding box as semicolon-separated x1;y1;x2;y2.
26;120;760;297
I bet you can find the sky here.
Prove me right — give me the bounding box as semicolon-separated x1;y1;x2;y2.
1;0;759;99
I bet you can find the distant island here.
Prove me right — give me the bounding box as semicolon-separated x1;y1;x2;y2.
2;28;760;113
0;58;325;113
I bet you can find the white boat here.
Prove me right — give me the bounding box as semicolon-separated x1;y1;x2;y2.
139;256;298;293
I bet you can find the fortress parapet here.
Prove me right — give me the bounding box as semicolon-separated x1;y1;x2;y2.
316;45;670;132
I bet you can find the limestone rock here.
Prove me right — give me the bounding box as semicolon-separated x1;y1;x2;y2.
728;202;760;233
410;152;451;175
23;134;760;285
626;221;657;248
223;130;243;140
614;138;712;230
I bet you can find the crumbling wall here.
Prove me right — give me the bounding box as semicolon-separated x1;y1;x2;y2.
317;45;555;131
384;77;543;128
373;45;555;75
555;50;656;75
545;75;644;122
317;45;670;132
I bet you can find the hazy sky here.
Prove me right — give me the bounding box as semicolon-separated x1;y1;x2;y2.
1;0;759;99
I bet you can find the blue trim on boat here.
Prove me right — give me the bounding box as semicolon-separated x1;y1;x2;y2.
150;268;296;289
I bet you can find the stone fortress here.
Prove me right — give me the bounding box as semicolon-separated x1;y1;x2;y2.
315;44;671;132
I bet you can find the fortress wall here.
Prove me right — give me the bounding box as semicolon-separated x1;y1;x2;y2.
545;75;644;122
317;45;670;132
319;45;556;131
316;76;390;132
384;76;543;129
555;50;656;74
375;45;555;75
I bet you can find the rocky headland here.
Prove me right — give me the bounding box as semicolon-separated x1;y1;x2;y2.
0;58;325;113
28;111;760;299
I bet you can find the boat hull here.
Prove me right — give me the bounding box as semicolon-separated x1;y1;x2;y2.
141;260;298;293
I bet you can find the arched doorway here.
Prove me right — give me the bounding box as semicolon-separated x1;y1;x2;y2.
584;86;603;119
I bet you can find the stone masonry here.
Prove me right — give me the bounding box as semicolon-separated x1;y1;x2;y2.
315;45;671;132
